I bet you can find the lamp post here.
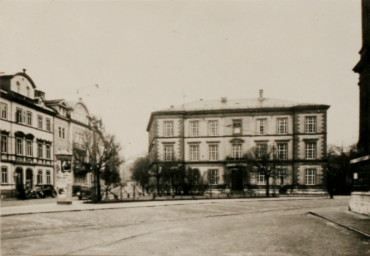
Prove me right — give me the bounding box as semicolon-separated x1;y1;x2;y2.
55;150;73;205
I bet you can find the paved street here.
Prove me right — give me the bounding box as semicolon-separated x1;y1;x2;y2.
1;197;369;256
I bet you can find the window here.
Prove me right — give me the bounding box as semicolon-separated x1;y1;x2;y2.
189;145;200;161
1;134;8;153
276;169;287;185
27;111;32;125
16;82;20;92
37;170;43;184
305;141;317;159
277;143;288;160
37;115;43;129
189;121;199;137
257;119;267;135
233;120;242;135
209;144;219;160
164;121;174;137
16;138;23;155
232;144;242;159
164;145;174;161
1;167;8;184
209;169;219;185
37;142;43;158
208;120;218;136
59;127;65;138
305;169;316;185
26;86;30;97
257;173;265;185
46;170;51;184
256;143;267;158
26;140;33;156
16;108;24;123
46;144;51;159
46;118;51;131
305;116;317;133
277;118;287;134
0;103;7;119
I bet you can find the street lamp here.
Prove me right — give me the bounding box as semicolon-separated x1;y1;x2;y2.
55;150;73;205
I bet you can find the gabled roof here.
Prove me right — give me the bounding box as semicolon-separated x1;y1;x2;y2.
45;99;73;109
0;72;37;89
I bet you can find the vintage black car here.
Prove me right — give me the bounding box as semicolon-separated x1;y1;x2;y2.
34;184;57;198
76;186;93;200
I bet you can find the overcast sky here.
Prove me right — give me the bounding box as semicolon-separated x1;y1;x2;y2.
0;0;362;160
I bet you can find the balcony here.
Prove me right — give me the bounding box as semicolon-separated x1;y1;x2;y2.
225;156;247;167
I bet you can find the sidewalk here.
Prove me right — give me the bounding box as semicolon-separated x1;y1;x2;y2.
1;196;324;217
309;205;370;239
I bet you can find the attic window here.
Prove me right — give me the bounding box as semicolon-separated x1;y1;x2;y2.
16;81;20;92
26;86;30;97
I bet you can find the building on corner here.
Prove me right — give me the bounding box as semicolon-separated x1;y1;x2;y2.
147;90;330;194
0;70;94;198
0;71;55;198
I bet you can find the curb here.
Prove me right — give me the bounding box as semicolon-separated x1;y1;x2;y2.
1;197;326;217
308;211;370;239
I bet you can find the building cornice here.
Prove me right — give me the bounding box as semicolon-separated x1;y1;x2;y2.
1;92;56;116
147;104;330;131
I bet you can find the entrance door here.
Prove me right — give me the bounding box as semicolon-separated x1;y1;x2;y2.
26;169;33;189
231;168;243;190
15;168;25;199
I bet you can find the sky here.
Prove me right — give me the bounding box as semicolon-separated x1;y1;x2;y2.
0;0;362;160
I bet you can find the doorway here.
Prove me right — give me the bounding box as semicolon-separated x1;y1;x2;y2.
26;169;33;189
231;168;243;190
15;168;25;199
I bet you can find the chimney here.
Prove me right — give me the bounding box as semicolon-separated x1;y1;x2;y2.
23;68;26;73
259;89;264;101
35;90;45;100
221;97;227;103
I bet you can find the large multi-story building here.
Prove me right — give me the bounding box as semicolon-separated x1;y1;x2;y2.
147;91;330;193
44;99;93;188
0;71;55;198
351;0;370;192
0;71;93;198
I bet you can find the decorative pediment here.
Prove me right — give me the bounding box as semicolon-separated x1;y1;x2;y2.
25;133;34;140
14;131;26;137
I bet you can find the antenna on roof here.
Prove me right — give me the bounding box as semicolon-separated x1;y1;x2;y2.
182;89;187;109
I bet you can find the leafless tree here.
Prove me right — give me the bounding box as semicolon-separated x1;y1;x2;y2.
73;117;123;202
244;145;277;197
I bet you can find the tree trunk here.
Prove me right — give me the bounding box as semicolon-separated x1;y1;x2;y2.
266;175;270;197
97;170;101;201
156;174;159;195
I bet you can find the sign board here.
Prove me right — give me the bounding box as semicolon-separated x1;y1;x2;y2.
56;160;73;202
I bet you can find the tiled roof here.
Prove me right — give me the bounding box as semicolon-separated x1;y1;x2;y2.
158;97;324;112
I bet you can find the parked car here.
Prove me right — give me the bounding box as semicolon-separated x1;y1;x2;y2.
25;188;44;199
35;184;57;198
77;185;93;200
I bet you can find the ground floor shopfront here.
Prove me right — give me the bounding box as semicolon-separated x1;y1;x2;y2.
1;162;92;199
0;162;54;199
